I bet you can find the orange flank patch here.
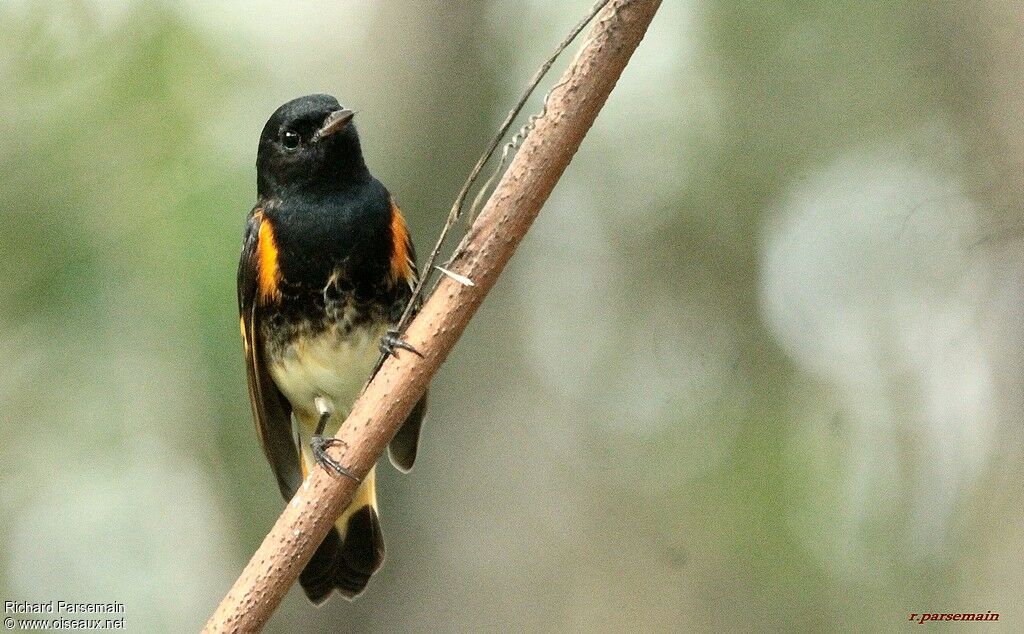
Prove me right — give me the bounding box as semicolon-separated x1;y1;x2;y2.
389;199;414;284
256;215;283;302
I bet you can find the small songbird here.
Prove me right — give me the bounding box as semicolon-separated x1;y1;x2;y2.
238;94;426;603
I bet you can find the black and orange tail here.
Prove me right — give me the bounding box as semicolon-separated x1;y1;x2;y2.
299;467;385;603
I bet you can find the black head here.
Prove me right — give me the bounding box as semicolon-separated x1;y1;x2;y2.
256;94;368;197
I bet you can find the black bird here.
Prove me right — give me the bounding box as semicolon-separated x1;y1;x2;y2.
238;94;426;603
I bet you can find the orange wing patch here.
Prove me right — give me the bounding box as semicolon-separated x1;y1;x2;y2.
389;199;414;284
256;213;283;302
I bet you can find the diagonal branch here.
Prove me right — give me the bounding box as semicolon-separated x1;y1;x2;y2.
204;1;662;630
392;0;615;334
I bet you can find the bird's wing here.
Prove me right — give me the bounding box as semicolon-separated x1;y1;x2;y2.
239;206;304;500
386;198;428;472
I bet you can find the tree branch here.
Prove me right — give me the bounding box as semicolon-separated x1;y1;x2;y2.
204;1;662;630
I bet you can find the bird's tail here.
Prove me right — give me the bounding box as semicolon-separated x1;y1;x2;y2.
299;465;385;603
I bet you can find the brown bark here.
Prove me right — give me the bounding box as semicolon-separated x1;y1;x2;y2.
203;1;662;630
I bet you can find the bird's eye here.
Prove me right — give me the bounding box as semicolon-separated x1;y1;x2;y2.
281;130;300;150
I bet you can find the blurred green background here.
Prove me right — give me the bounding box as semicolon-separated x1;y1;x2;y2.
3;0;1024;631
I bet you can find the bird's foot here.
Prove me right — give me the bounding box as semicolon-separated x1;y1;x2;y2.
379;329;423;359
310;435;360;482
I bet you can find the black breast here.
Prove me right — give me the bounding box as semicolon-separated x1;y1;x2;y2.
259;177;405;343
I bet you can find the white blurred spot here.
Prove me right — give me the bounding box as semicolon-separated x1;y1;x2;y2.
760;138;996;574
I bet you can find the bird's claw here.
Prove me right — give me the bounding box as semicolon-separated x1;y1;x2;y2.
310;435;360;482
379;329;423;359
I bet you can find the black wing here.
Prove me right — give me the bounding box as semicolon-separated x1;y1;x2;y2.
239;206;303;500
386;200;428;473
389;394;426;472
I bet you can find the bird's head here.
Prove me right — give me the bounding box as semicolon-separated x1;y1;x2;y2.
256;94;366;197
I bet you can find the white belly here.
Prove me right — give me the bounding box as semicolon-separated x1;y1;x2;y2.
268;322;386;437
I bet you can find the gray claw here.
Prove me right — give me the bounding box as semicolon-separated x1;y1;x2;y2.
310;435;360;482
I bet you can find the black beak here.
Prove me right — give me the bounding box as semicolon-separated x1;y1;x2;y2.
313;108;355;142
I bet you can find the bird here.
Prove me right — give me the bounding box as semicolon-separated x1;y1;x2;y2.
237;94;426;603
